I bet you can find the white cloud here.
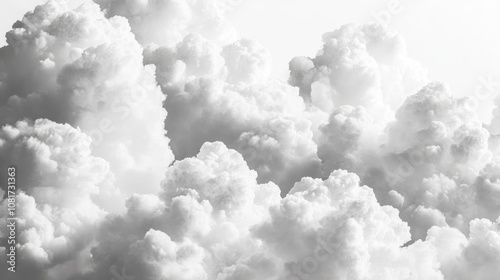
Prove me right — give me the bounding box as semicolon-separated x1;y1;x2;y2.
1;1;500;279
0;0;174;210
85;144;446;280
0;119;110;279
427;218;500;280
144;33;321;191
289;23;428;117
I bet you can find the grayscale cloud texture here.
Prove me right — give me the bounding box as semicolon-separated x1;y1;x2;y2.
0;1;499;280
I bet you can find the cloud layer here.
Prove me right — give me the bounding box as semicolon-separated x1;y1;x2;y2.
1;1;499;280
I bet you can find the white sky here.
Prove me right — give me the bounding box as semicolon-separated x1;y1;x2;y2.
1;0;500;99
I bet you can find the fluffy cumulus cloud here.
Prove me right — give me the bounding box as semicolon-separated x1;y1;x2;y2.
143;32;321;191
364;83;496;239
83;142;282;280
1;0;500;280
0;119;111;279
427;218;500;280
0;0;174;209
254;170;442;280
69;143;443;280
289;23;428;118
317;105;376;177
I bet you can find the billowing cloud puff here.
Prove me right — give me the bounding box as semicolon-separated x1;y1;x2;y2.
0;119;110;279
145;33;320;191
317;105;377;176
0;0;174;207
254;170;443;280
487;95;500;135
308;71;497;241
289;23;428;118
82;143;446;280
473;161;500;220
221;38;272;84
0;119;113;201
85;142;281;280
364;82;494;239
384;83;480;155
427;218;500;280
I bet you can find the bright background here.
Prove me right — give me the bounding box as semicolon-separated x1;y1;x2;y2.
1;0;500;98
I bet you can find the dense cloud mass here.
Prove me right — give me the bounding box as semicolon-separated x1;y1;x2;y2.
143;32;321;190
289;24;428;116
1;0;500;280
0;119;111;279
0;0;174;211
